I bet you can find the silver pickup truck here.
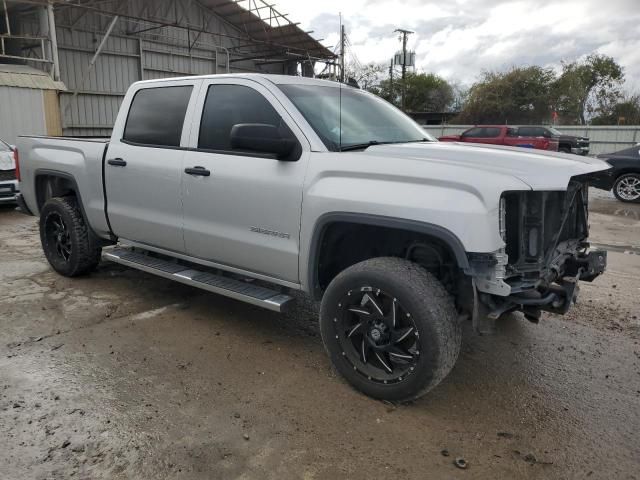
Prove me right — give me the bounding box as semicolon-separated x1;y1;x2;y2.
16;74;609;401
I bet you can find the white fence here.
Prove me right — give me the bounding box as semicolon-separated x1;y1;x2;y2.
422;125;640;156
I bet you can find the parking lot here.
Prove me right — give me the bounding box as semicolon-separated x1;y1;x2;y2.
1;192;639;480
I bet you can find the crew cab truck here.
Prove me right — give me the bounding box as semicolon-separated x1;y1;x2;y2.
518;126;590;155
439;125;560;151
16;74;609;402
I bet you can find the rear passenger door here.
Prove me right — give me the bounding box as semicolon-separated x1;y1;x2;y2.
105;80;199;253
181;79;309;284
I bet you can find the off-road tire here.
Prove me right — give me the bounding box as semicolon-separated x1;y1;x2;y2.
559;146;571;154
39;196;102;276
612;173;640;203
319;257;462;402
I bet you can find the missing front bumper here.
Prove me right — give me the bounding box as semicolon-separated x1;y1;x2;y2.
472;249;607;333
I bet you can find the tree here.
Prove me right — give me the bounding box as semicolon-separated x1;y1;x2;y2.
374;72;454;112
402;73;454;112
591;94;640;125
553;54;624;124
344;61;386;92
456;66;555;124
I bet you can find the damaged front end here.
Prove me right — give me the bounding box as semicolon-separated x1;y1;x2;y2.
469;179;607;333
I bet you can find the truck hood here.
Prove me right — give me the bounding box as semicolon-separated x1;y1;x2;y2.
365;141;609;190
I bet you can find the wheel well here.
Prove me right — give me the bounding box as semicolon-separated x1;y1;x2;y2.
614;170;640;181
559;142;571;151
313;221;462;298
35;174;78;212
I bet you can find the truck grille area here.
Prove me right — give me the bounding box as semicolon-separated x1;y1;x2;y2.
503;182;589;276
0;169;16;181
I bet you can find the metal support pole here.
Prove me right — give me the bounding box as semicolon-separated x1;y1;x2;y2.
47;2;60;81
3;0;11;36
64;15;119;117
138;37;144;80
87;15;119;73
339;23;345;82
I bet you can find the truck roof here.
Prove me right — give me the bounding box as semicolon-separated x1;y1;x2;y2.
131;73;347;89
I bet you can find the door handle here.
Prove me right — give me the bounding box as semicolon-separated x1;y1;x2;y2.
184;166;211;177
107;158;127;167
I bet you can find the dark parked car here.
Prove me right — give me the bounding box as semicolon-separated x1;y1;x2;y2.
518;126;590;155
592;145;640;203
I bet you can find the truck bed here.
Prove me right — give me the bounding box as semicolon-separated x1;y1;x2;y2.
16;135;111;238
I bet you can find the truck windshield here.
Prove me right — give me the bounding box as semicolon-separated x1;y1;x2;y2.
278;84;434;151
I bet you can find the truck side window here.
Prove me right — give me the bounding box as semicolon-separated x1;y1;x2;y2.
462;127;483;138
123;86;193;147
484;127;500;137
198;84;281;152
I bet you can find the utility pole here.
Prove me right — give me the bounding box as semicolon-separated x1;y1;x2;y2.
340;23;345;83
389;58;394;100
394;28;413;110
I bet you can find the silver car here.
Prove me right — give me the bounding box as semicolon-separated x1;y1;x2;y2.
0;138;19;204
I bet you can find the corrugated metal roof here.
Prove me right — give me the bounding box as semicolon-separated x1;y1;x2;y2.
201;0;335;60
0;64;67;90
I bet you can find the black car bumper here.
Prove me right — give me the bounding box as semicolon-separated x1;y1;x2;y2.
588;168;616;191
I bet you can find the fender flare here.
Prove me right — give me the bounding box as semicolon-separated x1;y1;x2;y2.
306;212;470;298
33;169;100;238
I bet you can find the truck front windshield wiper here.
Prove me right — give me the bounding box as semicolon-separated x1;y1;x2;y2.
339;140;384;152
339;138;430;152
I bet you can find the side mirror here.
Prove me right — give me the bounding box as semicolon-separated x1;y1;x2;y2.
230;123;298;160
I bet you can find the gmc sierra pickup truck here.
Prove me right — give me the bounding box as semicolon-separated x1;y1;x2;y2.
16;74;609;401
439;125;560;151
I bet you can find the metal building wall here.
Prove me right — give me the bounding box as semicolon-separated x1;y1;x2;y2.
422;125;640;155
19;0;287;137
0;86;46;144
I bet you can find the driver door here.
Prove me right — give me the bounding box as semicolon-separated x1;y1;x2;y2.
181;79;309;284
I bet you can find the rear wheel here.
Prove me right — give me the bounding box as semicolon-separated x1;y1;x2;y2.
39;196;101;276
613;173;640;203
319;257;461;402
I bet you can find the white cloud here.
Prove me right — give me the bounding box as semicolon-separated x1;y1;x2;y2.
274;0;640;91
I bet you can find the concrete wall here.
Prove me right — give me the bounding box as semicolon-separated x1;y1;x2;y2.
422;125;640;155
0;86;46;144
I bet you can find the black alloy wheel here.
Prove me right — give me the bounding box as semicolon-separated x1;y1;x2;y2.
320;257;461;401
39;196;102;276
334;287;420;384
44;212;72;262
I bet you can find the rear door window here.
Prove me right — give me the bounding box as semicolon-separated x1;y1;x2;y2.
462;127;484;138
463;127;500;138
123;86;193;147
483;127;501;137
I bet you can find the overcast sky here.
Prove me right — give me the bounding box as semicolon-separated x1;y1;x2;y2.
275;0;640;90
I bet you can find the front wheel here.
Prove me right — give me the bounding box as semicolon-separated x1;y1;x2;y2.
319;257;461;402
613;173;640;203
39;196;102;277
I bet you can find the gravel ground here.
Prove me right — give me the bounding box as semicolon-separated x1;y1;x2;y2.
1;193;639;480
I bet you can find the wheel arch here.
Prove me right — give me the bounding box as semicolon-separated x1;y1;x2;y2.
34;169;91;229
306;212;470;300
613;168;640;180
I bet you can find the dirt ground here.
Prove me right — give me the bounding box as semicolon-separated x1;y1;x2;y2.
1;192;639;480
